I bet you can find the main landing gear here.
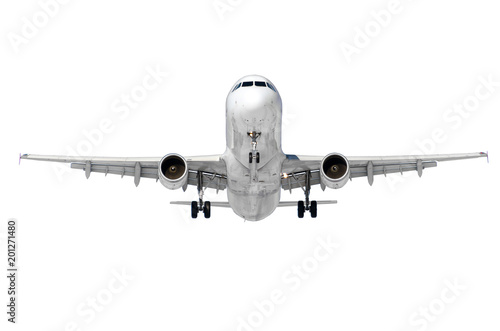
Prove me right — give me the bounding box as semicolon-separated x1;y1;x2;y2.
191;171;211;219
297;171;317;218
191;201;211;219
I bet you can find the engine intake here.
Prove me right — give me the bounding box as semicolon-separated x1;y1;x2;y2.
158;154;188;190
320;153;350;189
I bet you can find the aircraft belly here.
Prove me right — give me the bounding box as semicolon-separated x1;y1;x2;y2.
224;152;284;221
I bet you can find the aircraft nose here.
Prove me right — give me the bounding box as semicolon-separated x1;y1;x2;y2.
238;89;268;113
234;90;277;126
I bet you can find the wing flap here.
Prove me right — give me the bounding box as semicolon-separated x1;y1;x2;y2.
281;170;321;191
186;170;227;191
349;161;437;178
71;163;159;179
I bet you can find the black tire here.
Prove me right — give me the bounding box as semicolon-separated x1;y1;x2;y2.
191;201;198;219
310;200;317;218
256;152;260;163
249;152;253;163
298;201;305;218
203;201;211;219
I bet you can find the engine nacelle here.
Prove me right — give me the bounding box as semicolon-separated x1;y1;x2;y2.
320;153;350;189
158;154;188;190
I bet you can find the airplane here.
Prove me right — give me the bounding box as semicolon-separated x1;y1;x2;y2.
20;75;488;221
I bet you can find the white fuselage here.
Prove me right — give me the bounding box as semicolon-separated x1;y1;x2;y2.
222;75;286;221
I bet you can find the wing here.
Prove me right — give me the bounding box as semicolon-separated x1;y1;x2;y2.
280;152;488;191
20;154;227;191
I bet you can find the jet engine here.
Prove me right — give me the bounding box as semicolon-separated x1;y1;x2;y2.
158;154;188;190
320;153;350;189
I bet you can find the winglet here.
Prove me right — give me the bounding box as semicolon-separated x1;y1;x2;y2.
18;153;28;164
480;151;489;163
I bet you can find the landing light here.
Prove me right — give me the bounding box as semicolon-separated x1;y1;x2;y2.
247;131;261;139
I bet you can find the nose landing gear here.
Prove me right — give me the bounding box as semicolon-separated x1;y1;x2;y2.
248;131;261;164
249;152;260;163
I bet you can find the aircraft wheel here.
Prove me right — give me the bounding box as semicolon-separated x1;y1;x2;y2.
203;201;211;219
310;200;317;218
249;152;253;163
256;152;260;163
191;201;198;219
298;201;305;218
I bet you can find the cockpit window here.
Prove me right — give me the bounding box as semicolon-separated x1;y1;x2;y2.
232;82;241;92
234;80;277;92
266;82;277;92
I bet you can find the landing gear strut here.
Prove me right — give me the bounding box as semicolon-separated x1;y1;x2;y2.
191;171;211;219
297;170;317;218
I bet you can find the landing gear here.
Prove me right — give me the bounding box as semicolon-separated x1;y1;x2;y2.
203;201;211;218
191;171;211;219
249;152;260;163
298;200;305;218
297;171;318;218
310;200;317;218
191;200;211;219
248;131;261;164
191;201;198;219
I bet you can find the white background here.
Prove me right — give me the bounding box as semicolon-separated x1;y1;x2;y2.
1;0;499;330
